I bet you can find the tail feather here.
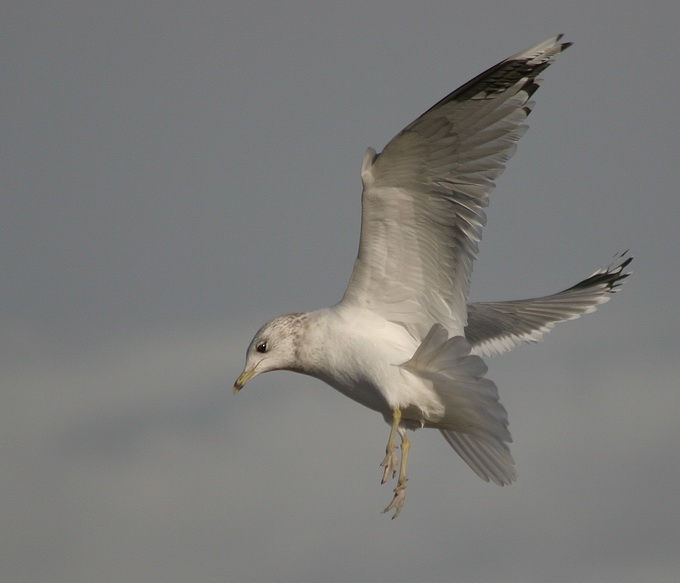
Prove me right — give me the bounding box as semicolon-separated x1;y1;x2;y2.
402;324;516;485
440;429;516;485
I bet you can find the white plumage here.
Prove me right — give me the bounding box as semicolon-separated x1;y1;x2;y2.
234;35;631;518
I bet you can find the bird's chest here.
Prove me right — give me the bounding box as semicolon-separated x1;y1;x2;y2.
316;366;390;413
300;326;415;415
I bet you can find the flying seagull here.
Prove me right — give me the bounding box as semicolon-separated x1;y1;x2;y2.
234;35;631;518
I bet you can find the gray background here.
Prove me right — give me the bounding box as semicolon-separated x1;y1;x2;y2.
3;1;679;582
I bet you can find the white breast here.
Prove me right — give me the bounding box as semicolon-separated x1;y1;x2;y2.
300;306;444;423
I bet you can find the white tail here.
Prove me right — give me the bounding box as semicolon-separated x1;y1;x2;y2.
402;324;516;485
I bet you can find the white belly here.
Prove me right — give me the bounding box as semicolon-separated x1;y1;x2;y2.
303;307;444;424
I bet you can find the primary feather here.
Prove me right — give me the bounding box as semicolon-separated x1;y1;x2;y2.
342;35;573;340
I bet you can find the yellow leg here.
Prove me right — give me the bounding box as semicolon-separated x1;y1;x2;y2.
380;408;402;484
379;409;412;519
398;430;410;487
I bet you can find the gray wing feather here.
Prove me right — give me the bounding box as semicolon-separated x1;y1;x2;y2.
341;36;572;339
465;253;632;357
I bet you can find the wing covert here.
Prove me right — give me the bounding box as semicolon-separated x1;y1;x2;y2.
341;36;571;340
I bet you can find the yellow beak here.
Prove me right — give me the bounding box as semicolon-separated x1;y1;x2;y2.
233;366;258;394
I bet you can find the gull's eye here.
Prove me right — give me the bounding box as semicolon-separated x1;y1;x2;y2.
256;341;268;354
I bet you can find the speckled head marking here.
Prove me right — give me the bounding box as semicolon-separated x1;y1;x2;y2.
233;312;310;393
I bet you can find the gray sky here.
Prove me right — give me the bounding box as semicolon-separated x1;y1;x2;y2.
3;1;679;582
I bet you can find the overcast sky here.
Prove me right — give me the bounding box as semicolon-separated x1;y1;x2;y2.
3;1;679;582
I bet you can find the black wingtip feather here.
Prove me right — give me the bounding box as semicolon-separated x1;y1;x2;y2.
568;252;633;294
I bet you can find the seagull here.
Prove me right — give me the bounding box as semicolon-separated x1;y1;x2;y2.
233;35;631;518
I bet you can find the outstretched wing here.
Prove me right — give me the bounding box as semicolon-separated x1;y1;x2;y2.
466;253;632;357
340;36;571;340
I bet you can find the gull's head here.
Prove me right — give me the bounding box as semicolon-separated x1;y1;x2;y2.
233;313;307;394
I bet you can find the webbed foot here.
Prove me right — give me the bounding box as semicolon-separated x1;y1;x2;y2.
382;479;408;519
